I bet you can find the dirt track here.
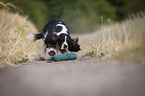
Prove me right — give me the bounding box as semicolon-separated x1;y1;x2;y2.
0;57;145;96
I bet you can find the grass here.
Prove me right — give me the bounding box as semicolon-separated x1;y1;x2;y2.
79;11;145;63
0;2;144;67
0;2;23;13
0;5;41;67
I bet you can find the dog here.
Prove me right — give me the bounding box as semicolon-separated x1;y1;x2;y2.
26;18;80;59
57;34;80;54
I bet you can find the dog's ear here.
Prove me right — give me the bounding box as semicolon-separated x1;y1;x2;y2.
72;37;79;43
68;38;81;52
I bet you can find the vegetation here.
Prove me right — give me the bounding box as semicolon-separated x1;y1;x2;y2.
2;0;145;33
0;1;145;66
0;2;41;67
80;11;145;63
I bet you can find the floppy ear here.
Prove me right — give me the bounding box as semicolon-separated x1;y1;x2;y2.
72;37;79;43
68;38;81;52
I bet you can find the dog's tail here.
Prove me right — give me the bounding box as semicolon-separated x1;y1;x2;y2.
26;33;35;41
26;33;44;41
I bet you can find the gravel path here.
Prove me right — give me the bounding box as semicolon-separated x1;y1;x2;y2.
0;58;145;96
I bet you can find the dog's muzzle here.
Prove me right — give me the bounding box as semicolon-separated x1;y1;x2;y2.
48;51;56;56
60;49;66;54
63;44;67;49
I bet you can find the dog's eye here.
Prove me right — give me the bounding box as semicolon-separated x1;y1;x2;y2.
55;26;62;32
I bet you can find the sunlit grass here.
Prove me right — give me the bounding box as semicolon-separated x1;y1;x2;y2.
80;11;145;63
0;8;40;67
0;2;23;12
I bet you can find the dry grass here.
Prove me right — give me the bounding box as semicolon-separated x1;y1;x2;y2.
0;2;23;13
1;2;144;67
0;9;40;67
79;11;145;63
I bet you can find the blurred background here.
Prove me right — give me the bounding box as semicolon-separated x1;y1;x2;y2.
1;0;145;34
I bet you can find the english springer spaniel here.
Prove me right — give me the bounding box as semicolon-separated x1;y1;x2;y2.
26;18;80;59
57;34;80;54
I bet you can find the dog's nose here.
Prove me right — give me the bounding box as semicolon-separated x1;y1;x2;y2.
48;51;56;56
64;44;67;49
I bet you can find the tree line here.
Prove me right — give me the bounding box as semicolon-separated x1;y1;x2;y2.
2;0;145;33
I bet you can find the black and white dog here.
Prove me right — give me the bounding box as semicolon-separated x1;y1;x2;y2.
27;18;80;59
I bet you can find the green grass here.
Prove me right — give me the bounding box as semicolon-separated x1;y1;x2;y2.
17;57;29;64
79;11;145;63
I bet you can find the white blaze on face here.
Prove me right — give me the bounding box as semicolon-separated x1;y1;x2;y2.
54;24;68;36
61;36;68;49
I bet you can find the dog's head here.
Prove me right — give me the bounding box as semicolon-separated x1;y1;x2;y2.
57;34;71;54
42;34;58;56
45;43;57;56
53;23;70;36
57;34;81;54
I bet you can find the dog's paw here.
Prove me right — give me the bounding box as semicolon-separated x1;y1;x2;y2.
34;55;47;61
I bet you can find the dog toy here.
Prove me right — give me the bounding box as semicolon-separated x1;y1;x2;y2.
50;53;77;61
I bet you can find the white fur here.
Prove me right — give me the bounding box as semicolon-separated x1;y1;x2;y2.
44;32;48;40
42;40;45;56
61;36;68;49
26;33;35;41
53;24;68;36
45;47;57;59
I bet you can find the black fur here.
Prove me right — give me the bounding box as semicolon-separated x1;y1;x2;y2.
58;34;81;52
34;33;44;41
69;38;81;52
34;18;69;45
33;18;80;55
42;18;69;34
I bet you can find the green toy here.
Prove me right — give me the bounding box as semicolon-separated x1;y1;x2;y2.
50;53;77;61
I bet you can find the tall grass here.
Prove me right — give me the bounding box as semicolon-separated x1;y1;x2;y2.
0;8;40;67
80;11;145;63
